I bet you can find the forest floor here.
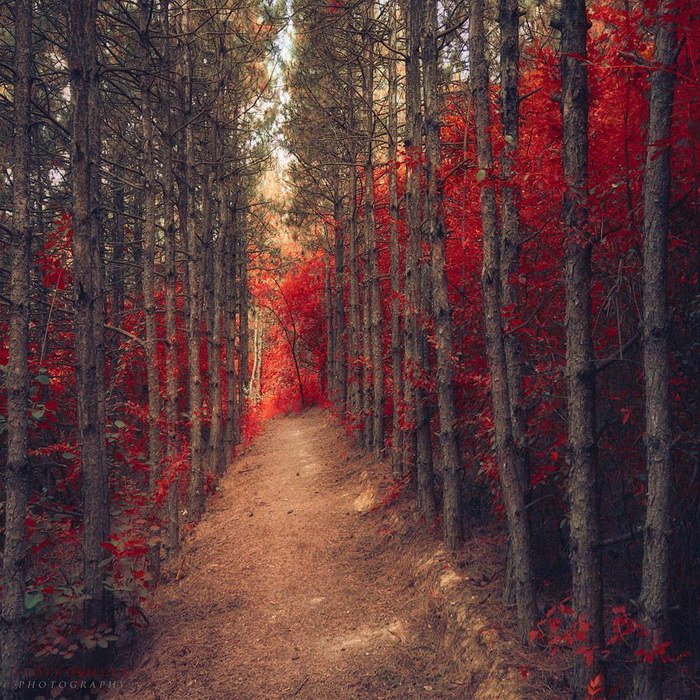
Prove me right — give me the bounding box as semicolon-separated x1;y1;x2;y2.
111;409;553;699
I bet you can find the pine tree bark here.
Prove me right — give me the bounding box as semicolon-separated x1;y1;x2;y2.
387;3;403;478
498;0;527;489
2;0;32;691
203;154;216;461
498;0;532;609
632;5;678;697
216;89;236;465
360;230;373;450
138;0;162;578
404;0;437;522
238;218;250;435
161;8;180;553
200;53;223;474
470;0;536;635
224;195;240;459
109;172;125;361
325;255;335;398
333;196;347;409
68;0;112;624
247;306;260;403
210;211;225;474
347;164;363;437
423;0;463;549
560;0;605;691
362;11;385;454
183;80;204;519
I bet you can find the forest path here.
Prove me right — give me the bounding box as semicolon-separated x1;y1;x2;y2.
115;409;465;699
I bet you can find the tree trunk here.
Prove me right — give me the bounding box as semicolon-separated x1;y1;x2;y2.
498;0;527;490
138;0;162;579
203;159;216;463
632;5;678;698
210;212;225;474
499;0;534;608
404;0;437;522
68;0;112;625
2;0;32;692
470;0;536;635
238;220;250;437
333;196;347;409
423;0;463;549
182;54;204;520
362;11;385;454
248;306;262;404
347;165;363;438
387;3;403;479
161;9;180;554
325;255;335;398
560;0;605;692
360;238;373;450
224;196;240;460
499;0;531;607
109;169;125;368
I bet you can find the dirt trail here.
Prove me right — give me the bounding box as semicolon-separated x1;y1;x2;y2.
115;409;470;699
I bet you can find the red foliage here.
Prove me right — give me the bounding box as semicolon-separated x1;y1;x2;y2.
252;249;327;419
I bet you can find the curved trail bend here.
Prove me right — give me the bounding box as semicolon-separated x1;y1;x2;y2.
115;410;470;699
